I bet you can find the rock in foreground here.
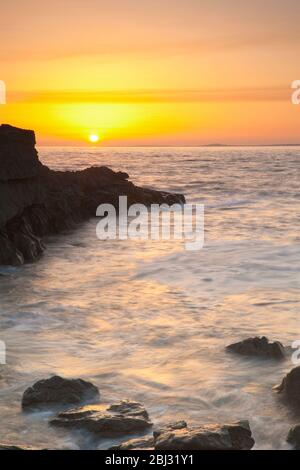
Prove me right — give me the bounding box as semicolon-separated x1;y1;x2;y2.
109;436;154;450
50;400;152;436
110;421;188;450
287;425;300;449
154;420;255;450
0;125;185;265
274;366;300;408
0;444;40;451
226;336;286;360
22;375;99;409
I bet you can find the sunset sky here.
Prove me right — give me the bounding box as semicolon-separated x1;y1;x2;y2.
0;0;299;145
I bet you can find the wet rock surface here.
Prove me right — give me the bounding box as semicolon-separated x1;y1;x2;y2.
274;366;300;408
287;425;300;449
109;436;154;450
0;124;185;265
22;375;100;409
110;421;188;450
50;400;152;436
154;420;255;450
153;420;188;438
109;420;254;450
226;336;286;360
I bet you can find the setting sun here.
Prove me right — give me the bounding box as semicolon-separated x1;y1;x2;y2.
89;134;100;143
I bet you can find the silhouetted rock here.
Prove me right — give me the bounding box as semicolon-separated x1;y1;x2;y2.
274;366;300;408
154;420;255;450
50;400;152;435
0;125;41;181
0;444;41;451
226;336;286;360
287;425;300;449
22;375;99;409
0;125;185;265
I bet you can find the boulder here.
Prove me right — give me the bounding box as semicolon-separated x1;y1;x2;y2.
22;375;99;409
153;420;188;438
0;443;42;450
110;420;188;450
287;425;300;449
0;125;185;266
273;366;300;408
154;420;255;450
0;124;40;181
226;336;286;360
109;436;154;450
50;400;152;436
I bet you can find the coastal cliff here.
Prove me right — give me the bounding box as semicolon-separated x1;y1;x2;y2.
0;125;185;265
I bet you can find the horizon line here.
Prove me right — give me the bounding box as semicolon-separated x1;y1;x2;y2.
37;143;300;148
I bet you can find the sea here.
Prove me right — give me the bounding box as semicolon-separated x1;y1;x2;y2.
0;146;299;449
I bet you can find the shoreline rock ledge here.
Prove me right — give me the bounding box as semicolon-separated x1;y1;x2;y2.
0;124;185;265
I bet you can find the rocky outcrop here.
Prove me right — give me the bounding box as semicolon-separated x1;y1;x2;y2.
0;444;42;451
0;124;185;265
273;366;300;408
109;420;254;451
22;375;99;409
154;420;255;450
110;420;188;450
226;336;286;360
287;425;300;449
109;436;154;450
153;420;188;438
50;400;152;435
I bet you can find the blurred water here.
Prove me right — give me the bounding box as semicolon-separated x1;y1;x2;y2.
0;146;299;449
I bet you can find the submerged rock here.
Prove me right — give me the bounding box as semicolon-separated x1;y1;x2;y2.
274;366;300;408
22;375;99;409
50;400;152;436
154;420;255;450
0;124;185;266
226;336;286;360
287;425;300;449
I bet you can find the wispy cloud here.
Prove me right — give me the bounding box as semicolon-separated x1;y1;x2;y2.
1;31;299;62
9;86;291;104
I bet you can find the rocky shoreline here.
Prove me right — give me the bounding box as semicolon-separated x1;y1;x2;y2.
0;124;185;266
2;355;300;450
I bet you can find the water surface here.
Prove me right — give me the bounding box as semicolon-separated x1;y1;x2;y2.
0;147;299;449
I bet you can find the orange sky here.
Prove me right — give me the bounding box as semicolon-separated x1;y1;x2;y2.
0;0;300;145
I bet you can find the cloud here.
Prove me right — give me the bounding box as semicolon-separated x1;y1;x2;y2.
8;86;291;104
1;31;299;62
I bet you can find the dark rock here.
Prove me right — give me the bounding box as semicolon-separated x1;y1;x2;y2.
107;400;149;420
0;444;40;451
287;425;300;449
274;366;300;408
153;420;188;438
154;420;255;450
0;125;40;181
109;436;154;450
110;420;188;450
50;400;152;435
0;125;185;265
226;336;286;360
22;375;99;409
